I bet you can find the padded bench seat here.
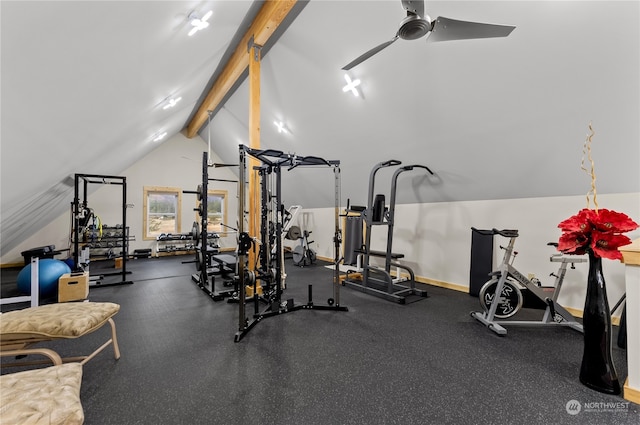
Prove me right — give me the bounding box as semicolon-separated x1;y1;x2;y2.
0;363;84;425
1;302;121;367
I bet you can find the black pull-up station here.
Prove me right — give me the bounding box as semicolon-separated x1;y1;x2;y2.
343;160;434;303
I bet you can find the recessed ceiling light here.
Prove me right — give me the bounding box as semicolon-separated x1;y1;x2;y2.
188;10;212;36
162;96;182;110
274;121;288;134
343;74;361;97
152;132;167;142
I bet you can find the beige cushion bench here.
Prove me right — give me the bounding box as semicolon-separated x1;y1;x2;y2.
0;362;84;425
0;302;120;367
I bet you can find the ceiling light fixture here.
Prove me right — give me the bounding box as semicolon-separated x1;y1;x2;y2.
162;96;182;110
152;131;167;142
188;10;212;36
274;121;288;134
342;74;361;97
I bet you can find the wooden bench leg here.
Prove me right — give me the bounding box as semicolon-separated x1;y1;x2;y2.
108;317;121;360
79;318;120;365
1;347;63;367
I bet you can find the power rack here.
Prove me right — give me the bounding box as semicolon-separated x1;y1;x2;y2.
234;145;348;342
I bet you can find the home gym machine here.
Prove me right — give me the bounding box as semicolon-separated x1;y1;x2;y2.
71;173;133;287
234;145;348;342
343;160;433;303
188;151;236;301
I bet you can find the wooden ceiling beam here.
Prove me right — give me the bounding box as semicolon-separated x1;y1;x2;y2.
186;0;298;138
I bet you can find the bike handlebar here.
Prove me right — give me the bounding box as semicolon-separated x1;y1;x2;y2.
381;159;402;167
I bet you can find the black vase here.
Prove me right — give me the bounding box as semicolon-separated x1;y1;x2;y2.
579;251;621;395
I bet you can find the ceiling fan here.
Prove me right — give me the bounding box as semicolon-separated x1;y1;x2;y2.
342;0;515;70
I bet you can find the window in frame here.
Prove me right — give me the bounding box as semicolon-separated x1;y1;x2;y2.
200;190;227;234
143;186;182;240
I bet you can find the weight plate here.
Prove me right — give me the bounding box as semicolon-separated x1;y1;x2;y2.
195;250;204;271
308;249;317;264
292;245;304;265
192;221;200;241
287;226;302;240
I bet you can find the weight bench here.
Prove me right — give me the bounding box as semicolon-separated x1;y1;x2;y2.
211;254;237;281
0;362;84;424
0;302;121;367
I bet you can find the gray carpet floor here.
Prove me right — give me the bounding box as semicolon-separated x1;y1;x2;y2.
2;256;639;424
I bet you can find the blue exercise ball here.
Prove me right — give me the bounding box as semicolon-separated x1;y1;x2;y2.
63;257;75;269
17;259;71;297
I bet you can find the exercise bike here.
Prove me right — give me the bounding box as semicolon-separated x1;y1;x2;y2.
471;228;587;336
286;225;316;267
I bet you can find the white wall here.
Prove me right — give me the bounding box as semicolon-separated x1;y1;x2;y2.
4;132;638;321
302;192;640;317
113;131;239;254
0;132;239;264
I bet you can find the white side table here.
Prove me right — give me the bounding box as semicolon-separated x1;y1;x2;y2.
620;238;640;404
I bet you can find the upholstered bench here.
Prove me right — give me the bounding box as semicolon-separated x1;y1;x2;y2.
0;302;121;367
0;362;84;425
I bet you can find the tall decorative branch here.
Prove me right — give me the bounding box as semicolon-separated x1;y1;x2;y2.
580;122;598;212
558;122;638;260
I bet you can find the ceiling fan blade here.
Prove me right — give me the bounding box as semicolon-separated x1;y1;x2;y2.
342;36;399;70
428;16;515;43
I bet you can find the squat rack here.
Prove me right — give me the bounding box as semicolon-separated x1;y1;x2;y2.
71;173;133;287
187;151;235;301
235;144;348;342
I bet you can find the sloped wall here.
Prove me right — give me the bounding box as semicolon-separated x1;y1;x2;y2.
0;132;239;264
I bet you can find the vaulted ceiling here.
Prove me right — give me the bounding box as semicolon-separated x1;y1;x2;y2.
202;0;639;208
2;1;639;253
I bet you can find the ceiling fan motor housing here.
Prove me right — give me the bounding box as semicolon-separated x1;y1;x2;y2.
398;13;432;40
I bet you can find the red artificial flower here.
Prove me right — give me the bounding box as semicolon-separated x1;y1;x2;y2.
591;232;633;260
558;208;638;259
591;209;639;233
557;208;596;234
558;231;590;255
